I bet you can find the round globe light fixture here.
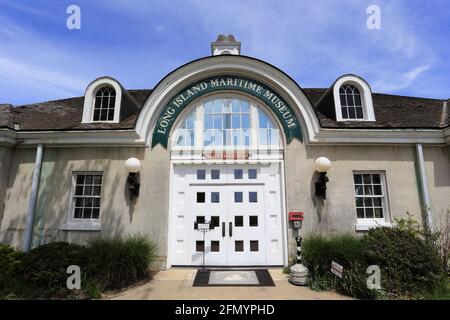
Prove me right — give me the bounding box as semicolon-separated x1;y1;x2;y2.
125;158;141;199
314;157;331;199
125;157;141;173
314;157;331;173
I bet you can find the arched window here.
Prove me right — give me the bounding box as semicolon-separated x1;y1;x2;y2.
259;109;280;146
93;86;116;121
173;96;281;149
339;84;364;120
176;109;196;147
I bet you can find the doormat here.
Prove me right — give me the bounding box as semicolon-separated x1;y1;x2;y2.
192;269;275;287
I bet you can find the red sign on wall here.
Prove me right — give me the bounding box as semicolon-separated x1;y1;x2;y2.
289;212;304;221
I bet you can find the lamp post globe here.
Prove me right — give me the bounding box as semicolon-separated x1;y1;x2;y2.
314;157;331;173
125;157;141;173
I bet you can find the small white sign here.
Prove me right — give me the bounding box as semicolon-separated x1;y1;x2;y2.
197;223;210;230
331;261;343;278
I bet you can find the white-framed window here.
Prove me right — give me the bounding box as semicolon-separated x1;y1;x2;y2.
173;95;282;150
62;172;103;231
203;98;251;147
339;84;364;120
82;77;122;124
333;75;376;122
353;171;391;230
93;86;116;122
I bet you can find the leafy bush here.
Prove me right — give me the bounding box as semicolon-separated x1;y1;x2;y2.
363;225;443;296
421;276;450;300
0;244;24;278
87;234;156;290
435;210;450;274
302;234;381;299
335;263;383;299
0;244;25;298
17;242;90;297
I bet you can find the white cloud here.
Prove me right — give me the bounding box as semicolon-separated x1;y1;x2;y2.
0;0;446;103
0;57;85;97
372;65;430;92
106;0;437;92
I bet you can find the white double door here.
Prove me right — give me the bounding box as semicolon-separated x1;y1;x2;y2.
191;184;266;266
170;164;284;266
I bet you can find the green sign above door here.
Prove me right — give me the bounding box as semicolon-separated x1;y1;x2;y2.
151;75;303;148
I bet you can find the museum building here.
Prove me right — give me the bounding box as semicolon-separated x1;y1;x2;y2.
0;35;449;267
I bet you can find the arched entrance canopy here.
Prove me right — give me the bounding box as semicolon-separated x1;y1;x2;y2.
135;55;321;147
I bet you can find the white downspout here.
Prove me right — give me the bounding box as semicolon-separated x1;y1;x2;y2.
22;144;44;252
415;143;433;231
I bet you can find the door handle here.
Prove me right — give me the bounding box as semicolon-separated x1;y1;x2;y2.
222;222;225;237
229;222;232;237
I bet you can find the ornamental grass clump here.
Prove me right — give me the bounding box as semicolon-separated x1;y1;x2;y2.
301;234;379;299
87;234;156;290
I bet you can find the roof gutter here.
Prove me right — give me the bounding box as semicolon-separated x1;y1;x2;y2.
415;143;433;231
440;99;449;128
22;143;44;252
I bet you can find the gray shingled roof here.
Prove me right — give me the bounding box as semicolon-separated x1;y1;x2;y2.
0;88;447;131
307;88;446;129
0;90;152;131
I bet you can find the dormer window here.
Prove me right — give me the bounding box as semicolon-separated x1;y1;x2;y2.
82;77;123;124
333;75;376;122
93;86;116;121
339;84;363;119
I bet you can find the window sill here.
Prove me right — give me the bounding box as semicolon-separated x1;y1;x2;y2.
355;221;393;231
61;222;102;231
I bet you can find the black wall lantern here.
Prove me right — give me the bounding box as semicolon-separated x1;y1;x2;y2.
314;157;331;199
125;157;141;199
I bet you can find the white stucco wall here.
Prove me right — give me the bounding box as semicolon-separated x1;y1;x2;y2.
1;142;448;265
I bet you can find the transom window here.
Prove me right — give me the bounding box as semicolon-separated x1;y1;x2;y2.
93;86;116;122
339;84;364;120
71;173;103;220
204;98;250;147
174;96;281;149
353;172;387;220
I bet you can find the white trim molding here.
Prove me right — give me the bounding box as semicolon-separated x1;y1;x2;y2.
15;130;145;147
333;75;376;122
0;129;17;146
355;220;393;231
315;128;446;145
61;222;102;231
82;77;123;124
135;55;321;146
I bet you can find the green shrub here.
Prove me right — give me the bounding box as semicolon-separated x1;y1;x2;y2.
87;234;156;290
0;244;25;298
302;234;383;299
17;242;90;297
421;276;450;300
335;263;384;299
363;226;443;296
302;234;365;275
0;244;24;278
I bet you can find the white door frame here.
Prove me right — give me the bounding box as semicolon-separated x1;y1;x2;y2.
166;160;288;268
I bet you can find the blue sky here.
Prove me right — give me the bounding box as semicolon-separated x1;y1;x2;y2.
1;0;449;105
